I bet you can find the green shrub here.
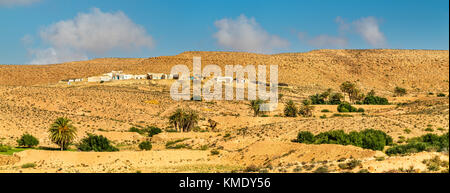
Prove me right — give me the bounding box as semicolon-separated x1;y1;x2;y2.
437;93;446;97
338;159;362;170
329;93;343;105
321;109;330;113
147;126;162;137
295;129;393;151
0;144;11;152
138;141;152;151
165;138;190;149
21;163;36;168
425;128;434;132
244;165;260;172
315;130;351;145
394;87;407;96
129;127;145;134
313;166;329;173
284;100;298;117
386;133;449;155
309;94;326;105
357;108;365;113
77;134;119;152
358;169;370;173
210;149;220;155
363;95;389;105
16;134;39;148
296;131;315;144
337;103;358;113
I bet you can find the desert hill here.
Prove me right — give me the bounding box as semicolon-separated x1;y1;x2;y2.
0;49;448;94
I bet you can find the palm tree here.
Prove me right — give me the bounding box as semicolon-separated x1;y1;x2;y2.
169;109;183;132
48;117;77;151
249;99;264;117
168;108;200;132
184;110;199;132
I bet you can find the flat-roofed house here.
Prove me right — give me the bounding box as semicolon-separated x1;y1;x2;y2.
134;75;147;79
215;76;233;84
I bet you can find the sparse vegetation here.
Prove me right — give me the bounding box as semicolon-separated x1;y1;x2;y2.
299;103;314;117
394;86;407;96
437;93;446;97
284;100;298;117
386;132;449;156
210;149;220;155
249;99;265;117
295;129;393;151
338;159;362;170
77;134;119;152
0;143;11;152
422;156;449;172
16;134;39;148
138;141;152;151
313;166;329;173
21;163;36;169
166;138;190;149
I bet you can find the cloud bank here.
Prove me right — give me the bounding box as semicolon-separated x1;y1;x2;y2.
213;15;289;53
0;0;40;7
26;8;154;64
299;16;386;48
352;17;387;47
308;35;348;48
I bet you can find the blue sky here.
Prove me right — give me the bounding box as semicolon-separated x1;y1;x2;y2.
0;0;448;64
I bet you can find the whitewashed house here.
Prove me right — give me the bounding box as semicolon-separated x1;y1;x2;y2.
215;76;233;84
134;75;147;80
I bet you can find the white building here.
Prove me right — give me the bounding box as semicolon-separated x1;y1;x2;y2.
215;76;233;84
88;76;111;82
123;74;134;80
134;75;147;80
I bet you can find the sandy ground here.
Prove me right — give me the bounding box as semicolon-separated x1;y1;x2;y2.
0;54;449;173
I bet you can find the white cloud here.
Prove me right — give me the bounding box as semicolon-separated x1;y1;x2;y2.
27;8;154;64
353;16;386;47
29;47;88;65
308;35;348;48
0;0;40;7
213;15;289;53
336;16;387;47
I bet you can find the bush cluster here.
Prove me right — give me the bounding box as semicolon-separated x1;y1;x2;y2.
284;100;298;117
0;144;11;152
129;126;162;137
139;141;152;151
337;103;364;113
295;129;393;151
437;93;446;97
16;134;39;148
77;134;119;152
386;133;449;156
363;95;389;105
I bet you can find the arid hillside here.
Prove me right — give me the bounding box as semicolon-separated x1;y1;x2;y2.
0;49;448;94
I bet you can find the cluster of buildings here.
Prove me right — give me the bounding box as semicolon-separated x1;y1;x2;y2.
85;71;179;83
61;70;250;84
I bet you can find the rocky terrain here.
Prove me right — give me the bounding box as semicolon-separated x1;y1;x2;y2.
0;49;448;173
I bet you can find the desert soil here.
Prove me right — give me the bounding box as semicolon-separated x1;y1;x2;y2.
0;49;448;173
